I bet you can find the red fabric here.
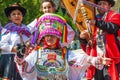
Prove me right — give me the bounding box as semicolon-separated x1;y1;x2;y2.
106;11;120;26
105;11;120;63
108;60;119;80
80;27;98;79
80;11;120;80
86;66;96;79
80;43;92;55
85;46;97;79
105;11;120;80
80;29;98;79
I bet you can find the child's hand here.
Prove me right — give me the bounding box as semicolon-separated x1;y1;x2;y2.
90;57;112;70
79;30;89;39
101;57;112;66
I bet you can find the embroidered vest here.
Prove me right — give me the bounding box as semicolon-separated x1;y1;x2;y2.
35;48;68;77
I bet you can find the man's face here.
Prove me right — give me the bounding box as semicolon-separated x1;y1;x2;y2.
97;1;111;15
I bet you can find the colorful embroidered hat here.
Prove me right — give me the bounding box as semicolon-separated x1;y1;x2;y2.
95;0;115;7
4;3;26;17
35;13;75;47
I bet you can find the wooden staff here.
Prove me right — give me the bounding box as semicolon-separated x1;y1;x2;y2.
61;0;95;42
74;0;94;44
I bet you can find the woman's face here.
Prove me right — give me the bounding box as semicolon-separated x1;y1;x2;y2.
97;1;111;15
9;9;23;26
42;2;55;13
44;35;58;46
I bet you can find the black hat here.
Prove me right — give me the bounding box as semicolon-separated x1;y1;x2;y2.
95;0;115;7
4;3;26;17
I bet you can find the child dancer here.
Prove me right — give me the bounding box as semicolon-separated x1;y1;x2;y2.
16;13;111;80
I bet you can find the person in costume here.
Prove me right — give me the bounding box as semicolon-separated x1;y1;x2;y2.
15;13;112;80
0;3;31;80
79;0;120;80
28;0;75;40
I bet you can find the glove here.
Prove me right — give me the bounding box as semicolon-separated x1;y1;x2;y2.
16;44;26;58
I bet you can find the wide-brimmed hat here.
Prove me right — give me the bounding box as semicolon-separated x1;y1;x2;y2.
95;0;115;7
4;3;26;17
32;13;75;47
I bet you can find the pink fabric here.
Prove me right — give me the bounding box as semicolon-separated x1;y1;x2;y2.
38;28;62;40
36;13;75;47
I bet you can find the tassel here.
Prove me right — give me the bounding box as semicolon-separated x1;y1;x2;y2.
62;25;68;43
31;30;39;45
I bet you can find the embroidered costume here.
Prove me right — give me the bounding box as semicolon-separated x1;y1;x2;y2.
80;7;120;80
16;13;104;80
0;23;31;79
0;3;31;80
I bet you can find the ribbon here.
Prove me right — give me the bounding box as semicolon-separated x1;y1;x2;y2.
4;23;31;37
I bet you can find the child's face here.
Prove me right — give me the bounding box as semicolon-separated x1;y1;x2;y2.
42;2;55;13
9;9;23;26
44;35;58;46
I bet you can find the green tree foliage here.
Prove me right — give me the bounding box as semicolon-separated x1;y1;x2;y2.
0;0;77;31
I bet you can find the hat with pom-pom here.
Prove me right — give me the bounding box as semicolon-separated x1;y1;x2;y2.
32;13;75;47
